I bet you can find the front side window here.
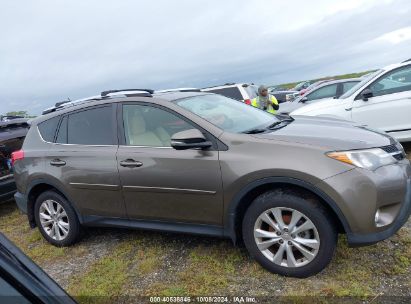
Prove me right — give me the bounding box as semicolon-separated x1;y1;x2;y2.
66;106;114;145
206;87;244;100
123;104;194;147
367;65;411;97
174;94;278;133
306;84;338;101
340;69;383;99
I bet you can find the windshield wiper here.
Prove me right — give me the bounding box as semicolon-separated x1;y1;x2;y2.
242;128;267;134
243;116;295;134
267;116;294;129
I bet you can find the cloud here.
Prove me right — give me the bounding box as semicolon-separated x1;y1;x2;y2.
0;0;410;114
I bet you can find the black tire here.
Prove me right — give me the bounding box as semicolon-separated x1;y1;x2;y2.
34;190;81;246
242;190;337;278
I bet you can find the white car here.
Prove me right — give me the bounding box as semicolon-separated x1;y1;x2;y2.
291;61;411;142
202;83;258;104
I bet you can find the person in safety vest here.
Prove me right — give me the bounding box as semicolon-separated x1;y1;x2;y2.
251;85;279;114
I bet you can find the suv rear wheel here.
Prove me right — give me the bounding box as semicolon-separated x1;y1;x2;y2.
242;191;337;278
34;190;81;246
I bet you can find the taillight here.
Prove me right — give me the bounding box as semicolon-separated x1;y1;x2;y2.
11;150;24;166
244;99;251;105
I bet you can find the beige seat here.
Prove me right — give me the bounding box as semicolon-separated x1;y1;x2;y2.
154;126;171;146
128;112;163;146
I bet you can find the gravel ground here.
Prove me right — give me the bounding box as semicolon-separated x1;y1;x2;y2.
0;144;410;302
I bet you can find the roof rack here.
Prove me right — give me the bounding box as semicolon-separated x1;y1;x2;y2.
41;89;154;115
155;88;201;93
402;58;411;63
55;98;71;107
101;89;154;97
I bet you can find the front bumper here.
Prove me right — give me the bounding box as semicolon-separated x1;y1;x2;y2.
347;177;411;246
317;160;411;247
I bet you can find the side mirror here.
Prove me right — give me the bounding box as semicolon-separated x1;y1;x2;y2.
171;129;212;150
361;89;373;101
300;97;308;103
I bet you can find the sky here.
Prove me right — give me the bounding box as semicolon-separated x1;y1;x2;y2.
1;0;411;115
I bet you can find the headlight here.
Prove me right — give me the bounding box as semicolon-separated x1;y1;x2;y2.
326;148;397;171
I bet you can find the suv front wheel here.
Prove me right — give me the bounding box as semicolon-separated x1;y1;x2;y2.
34;190;81;246
242;191;337;278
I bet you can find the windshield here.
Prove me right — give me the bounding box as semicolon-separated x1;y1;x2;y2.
339;70;383;99
174;94;279;133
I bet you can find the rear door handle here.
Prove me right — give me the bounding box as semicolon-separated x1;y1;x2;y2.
50;159;66;167
120;159;143;168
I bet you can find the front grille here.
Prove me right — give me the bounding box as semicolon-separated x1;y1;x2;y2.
380;144;405;161
380;144;398;153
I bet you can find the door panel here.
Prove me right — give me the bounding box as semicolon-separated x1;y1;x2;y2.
352;91;411;133
117;147;223;225
118;103;223;226
48;145;125;217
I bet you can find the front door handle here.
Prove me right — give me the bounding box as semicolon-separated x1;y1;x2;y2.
50;159;66;167
120;159;143;168
345;107;352;111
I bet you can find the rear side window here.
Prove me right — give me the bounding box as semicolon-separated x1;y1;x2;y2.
67;106;114;145
206;87;244;100
38;116;60;142
306;84;338;101
342;81;359;93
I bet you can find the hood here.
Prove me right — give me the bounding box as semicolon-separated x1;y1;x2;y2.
290;97;340;115
278;101;305;114
253;116;393;150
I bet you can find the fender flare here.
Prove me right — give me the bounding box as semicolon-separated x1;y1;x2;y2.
223;176;351;243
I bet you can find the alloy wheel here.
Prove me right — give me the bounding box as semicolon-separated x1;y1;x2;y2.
253;207;320;267
39;199;70;241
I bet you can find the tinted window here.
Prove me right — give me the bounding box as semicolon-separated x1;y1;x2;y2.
368;65;411;97
123;104;194;147
342;81;359;93
206;87;244;100
306;84;338;101
38;116;60;142
56;116;67;144
68;106;114;145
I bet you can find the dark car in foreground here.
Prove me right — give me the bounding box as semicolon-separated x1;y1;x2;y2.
0;118;29;202
0;233;75;303
12;89;411;278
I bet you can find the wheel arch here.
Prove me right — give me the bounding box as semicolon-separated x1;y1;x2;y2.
224;177;351;244
26;179;83;228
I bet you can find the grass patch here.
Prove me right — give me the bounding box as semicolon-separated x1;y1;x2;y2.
68;240;134;299
147;243;245;296
135;246;161;275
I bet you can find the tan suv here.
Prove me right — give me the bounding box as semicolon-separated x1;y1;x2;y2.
12;89;411;277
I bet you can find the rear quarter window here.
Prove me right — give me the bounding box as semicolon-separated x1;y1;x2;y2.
38;116;60;142
206;87;244;100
